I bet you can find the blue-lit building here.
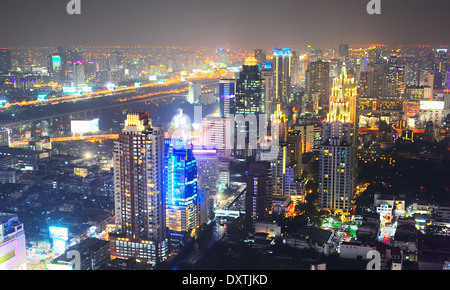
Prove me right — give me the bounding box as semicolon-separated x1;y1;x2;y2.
164;140;198;234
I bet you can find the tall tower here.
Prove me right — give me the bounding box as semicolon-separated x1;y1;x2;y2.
110;112;169;265
0;49;11;73
318;64;357;213
219;79;236;118
306;59;331;111
235;56;265;115
164;142;198;234
273;48;293;105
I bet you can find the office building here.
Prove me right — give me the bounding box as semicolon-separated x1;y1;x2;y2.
254;49;266;68
339;44;349;61
219;79;236;117
110;112;169;265
306;59;331;111
273;48;293;105
73;61;86;87
245;161;272;231
287;130;302;180
235;56;265;115
165;142;198;234
46;238;110;270
0;49;11;73
0;128;10;147
261;68;274;114
188;82;202;104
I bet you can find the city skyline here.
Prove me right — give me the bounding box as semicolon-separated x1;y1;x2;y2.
1;0;450;273
0;0;450;48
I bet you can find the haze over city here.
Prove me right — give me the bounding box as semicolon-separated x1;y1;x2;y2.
1;0;450;48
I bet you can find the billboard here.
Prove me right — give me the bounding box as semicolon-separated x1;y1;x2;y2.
71;119;100;135
52;55;62;71
49;226;69;254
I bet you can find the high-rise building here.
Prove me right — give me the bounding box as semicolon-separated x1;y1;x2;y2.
306;59;331;111
0;128;10;147
165;142;198;234
245;161;272;231
0;213;27;270
219;79;236;118
201;116;232;158
188;82;202;104
110;112;169;265
73;62;86;87
287;130;302;180
318;66;356;212
261;68;274;114
291;51;301;86
193;149;218;223
254;49;266;68
273;48;293;105
193;148;218;197
339;44;349;61
0;49;11;73
235;57;265;115
294;121;322;153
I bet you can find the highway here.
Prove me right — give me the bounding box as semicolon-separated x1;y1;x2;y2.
0;73;223;129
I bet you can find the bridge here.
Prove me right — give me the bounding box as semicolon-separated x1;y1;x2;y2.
0;91;187;130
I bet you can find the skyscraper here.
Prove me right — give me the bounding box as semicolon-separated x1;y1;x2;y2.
318;65;356;213
339;44;349;61
254;49;266;69
110;112;169;265
73;62;86;88
235;56;265;115
164;142;198;234
0;49;11;73
306;59;331;111
287;130;302;180
219;79;236;118
273;48;293;105
245;161;272;231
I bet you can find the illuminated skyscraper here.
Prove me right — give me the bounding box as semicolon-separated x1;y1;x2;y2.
254;49;266;68
219;79;236;118
164;141;198;234
273;48;293;105
306;59;331;111
73;62;86;88
261;68;274;114
110;112;169;264
318;65;356;212
235;56;265;115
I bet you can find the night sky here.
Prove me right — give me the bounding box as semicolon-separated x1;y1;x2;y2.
0;0;449;48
